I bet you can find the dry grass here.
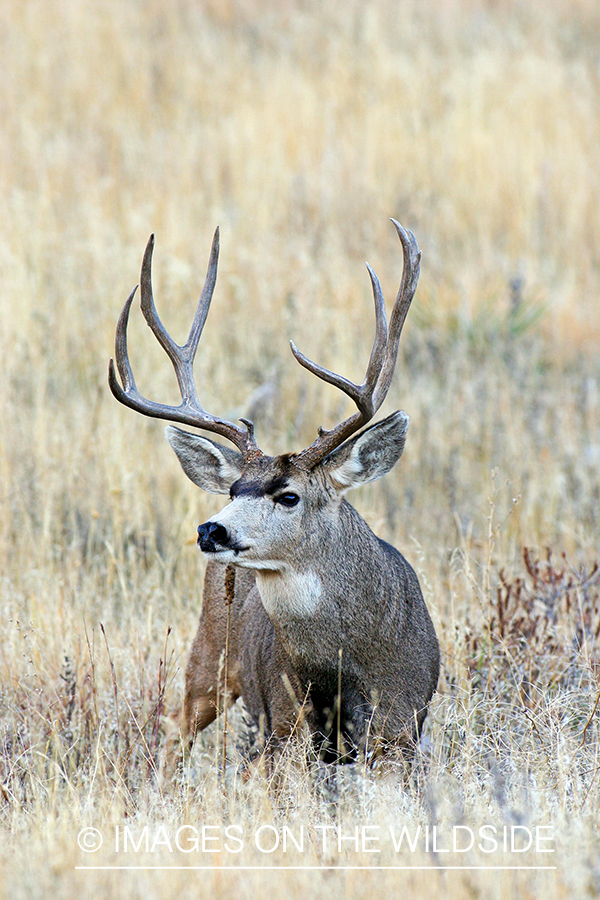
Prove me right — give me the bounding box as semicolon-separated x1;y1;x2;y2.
0;0;599;896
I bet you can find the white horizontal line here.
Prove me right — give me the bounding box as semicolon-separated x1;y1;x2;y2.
75;865;557;871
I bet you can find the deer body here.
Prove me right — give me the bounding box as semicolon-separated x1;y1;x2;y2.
171;422;439;758
109;219;440;762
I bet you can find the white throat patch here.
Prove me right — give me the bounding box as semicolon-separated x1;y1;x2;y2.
255;569;323;619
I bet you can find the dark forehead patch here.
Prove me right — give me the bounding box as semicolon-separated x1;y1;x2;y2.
230;475;290;499
230;481;264;499
230;457;295;499
263;474;291;496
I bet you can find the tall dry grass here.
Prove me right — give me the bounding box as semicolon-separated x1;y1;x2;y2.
0;0;599;897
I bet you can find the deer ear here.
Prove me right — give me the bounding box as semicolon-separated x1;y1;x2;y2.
322;411;409;493
165;426;245;494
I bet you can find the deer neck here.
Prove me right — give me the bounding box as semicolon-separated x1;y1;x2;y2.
253;501;378;664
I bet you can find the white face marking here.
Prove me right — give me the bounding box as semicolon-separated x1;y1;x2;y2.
200;493;303;570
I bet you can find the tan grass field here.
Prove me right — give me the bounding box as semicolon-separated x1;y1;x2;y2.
0;0;599;896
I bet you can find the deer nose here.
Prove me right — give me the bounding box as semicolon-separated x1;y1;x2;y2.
197;521;229;552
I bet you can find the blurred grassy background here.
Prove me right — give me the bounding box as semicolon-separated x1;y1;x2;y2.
0;0;599;897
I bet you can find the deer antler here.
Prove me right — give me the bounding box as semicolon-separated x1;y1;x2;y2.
292;219;420;468
108;228;261;459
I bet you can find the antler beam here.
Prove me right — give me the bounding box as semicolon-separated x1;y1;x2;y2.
292;219;420;468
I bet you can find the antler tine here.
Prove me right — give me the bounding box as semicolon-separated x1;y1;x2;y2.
372;219;421;410
110;284;139;398
363;262;390;402
139;231;215;406
294;220;420;468
109;231;260;458
186;227;220;359
289;260;388;419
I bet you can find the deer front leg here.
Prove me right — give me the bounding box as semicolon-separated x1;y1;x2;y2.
183;562;255;742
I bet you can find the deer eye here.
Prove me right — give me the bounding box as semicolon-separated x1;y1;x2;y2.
276;492;300;508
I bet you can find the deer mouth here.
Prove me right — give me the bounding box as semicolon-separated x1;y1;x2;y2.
202;545;251;561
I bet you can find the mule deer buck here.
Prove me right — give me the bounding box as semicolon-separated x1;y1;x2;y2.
109;220;439;765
